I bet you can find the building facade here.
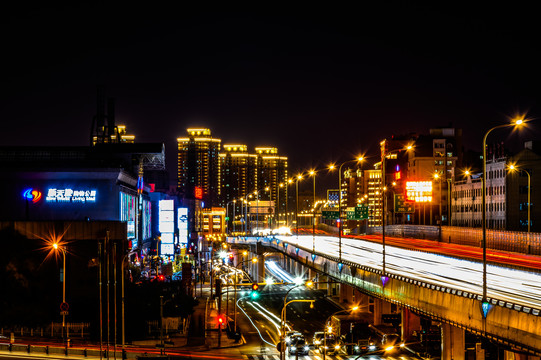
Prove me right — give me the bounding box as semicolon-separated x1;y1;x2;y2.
177;128;221;206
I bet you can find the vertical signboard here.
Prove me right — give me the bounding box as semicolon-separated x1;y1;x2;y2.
178;207;188;245
159;200;175;256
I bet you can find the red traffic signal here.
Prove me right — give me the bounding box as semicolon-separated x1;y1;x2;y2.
252;283;259;291
217;314;226;325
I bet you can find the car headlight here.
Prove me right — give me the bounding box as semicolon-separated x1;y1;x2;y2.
314;340;320;345
304;346;309;351
334;344;341;350
290;346;295;350
368;345;376;351
385;345;395;351
400;343;405;347
285;338;291;343
354;346;359;351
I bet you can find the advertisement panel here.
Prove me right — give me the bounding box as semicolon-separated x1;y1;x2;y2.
406;181;433;203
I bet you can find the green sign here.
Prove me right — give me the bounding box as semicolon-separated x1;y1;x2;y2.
394;194;415;213
322;207;339;220
346;205;368;220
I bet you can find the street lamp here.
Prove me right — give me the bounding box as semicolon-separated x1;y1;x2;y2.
255;187;270;235
276;182;284;229
330;156;365;266
481;118;524;303
52;242;68;343
295;174;303;238
233;257;258;333
226;200;236;234
434;172;443;240
380;142;413;278
309;170;316;253
323;306;359;360
279;280;314;360
508;164;531;233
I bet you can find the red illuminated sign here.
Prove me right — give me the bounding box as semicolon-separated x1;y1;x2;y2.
195;186;203;199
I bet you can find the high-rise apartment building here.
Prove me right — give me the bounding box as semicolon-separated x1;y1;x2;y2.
177;128;221;206
254;147;288;212
219;144;257;209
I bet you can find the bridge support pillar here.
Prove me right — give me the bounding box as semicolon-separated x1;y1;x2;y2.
441;323;465;360
401;307;420;342
339;283;354;304
373;298;391;325
317;275;330;295
504;350;540;360
257;254;265;282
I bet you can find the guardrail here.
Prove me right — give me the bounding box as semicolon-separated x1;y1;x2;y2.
0;343;132;358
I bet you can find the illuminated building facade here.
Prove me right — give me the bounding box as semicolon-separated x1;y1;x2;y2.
92;125;135;145
254;147;288;221
405;128;462;225
177;128;221;206
201;207;226;236
218;144;257;214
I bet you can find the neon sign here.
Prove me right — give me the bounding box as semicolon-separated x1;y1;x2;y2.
23;188;42;203
195;186;203;199
46;188;97;203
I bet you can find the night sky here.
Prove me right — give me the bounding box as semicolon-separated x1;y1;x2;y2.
2;3;540;179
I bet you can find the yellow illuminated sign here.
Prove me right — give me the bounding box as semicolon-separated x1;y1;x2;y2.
406;181;433;203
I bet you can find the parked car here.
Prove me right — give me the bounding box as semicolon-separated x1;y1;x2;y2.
289;338;309;355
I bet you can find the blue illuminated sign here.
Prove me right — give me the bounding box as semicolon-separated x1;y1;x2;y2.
46;188;97;203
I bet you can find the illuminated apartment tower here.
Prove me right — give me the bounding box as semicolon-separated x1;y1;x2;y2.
254;147;288;218
219;144;257;209
177;128;221;205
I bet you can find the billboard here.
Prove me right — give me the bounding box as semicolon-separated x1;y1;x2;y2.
406;181;433;203
159;199;175;255
178;207;188;245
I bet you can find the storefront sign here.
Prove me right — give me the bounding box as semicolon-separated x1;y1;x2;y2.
46;188;97;203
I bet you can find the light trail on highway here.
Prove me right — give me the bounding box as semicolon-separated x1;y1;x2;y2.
273;235;541;311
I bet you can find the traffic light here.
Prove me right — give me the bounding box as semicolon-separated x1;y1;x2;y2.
250;282;260;299
217;314;226;326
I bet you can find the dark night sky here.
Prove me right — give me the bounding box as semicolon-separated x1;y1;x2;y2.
2;3;540;180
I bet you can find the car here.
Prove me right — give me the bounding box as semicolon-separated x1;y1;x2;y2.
381;333;404;352
318;334;341;355
312;331;325;346
285;331;302;344
289;338;309;355
353;338;378;354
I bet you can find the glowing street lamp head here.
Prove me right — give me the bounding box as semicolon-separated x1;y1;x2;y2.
351;306;359;311
265;277;274;285
53;243;59;250
329;164;335;170
357;156;364;162
508;164;517;171
294;277;304;285
288;179;293;184
464;169;471;176
297;174;303;180
309;170;315;176
434;173;440;179
305;280;314;288
251;257;258;263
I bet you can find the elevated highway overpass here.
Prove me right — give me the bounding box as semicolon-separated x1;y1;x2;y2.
227;234;541;358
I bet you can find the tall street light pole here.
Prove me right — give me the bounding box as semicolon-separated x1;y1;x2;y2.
295;174;302;238
331;157;364;266
481;119;524;303
287;179;293;227
310;170;316;253
279;281;314;360
53;242;67;343
434;172;443;241
508;164;531;233
380;141;413;278
322;306;359;360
